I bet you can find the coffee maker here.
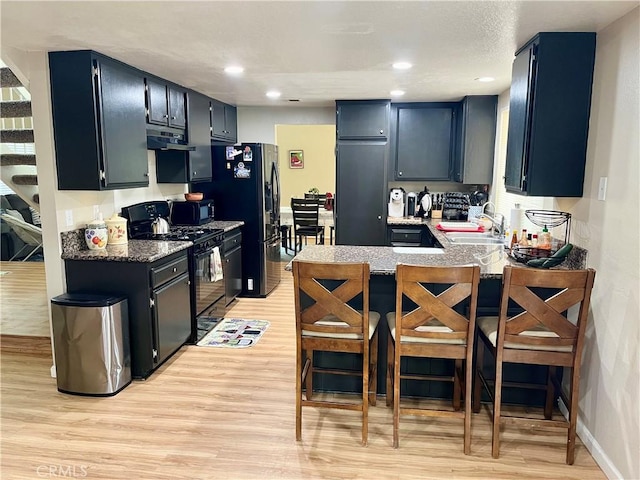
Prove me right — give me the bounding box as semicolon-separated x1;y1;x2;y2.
406;192;418;216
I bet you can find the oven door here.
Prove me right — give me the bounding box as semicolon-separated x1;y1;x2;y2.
193;247;225;316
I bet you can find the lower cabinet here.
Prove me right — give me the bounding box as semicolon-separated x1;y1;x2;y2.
64;251;191;379
223;228;243;305
387;225;440;247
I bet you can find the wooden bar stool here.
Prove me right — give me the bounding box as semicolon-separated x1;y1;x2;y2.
386;263;480;453
292;260;380;446
473;265;596;464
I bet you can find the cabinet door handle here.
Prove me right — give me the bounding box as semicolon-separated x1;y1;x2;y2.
379;130;384;134
172;267;177;273
378;215;382;220
163;114;169;119
143;172;149;177
398;171;403;176
171;116;176;120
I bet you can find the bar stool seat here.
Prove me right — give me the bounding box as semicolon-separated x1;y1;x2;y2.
386;263;480;454
293;260;380;446
473;265;596;464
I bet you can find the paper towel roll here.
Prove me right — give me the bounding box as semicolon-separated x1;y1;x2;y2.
510;204;522;232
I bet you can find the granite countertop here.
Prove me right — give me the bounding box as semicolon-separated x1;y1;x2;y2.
60;220;244;262
201;220;244;232
60;230;192;263
286;218;586;278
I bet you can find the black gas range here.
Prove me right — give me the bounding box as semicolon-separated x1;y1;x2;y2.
135;226;224;253
122;201;226;343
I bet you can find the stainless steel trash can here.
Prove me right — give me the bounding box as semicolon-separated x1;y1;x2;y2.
51;293;130;396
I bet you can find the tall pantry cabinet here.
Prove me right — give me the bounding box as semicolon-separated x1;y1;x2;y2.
335;100;390;246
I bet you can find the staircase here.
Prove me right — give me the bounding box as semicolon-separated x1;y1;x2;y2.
0;66;39;208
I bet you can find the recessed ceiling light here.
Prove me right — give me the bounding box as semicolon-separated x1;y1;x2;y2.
390;90;405;97
266;90;281;99
393;62;412;70
224;65;244;75
475;76;495;82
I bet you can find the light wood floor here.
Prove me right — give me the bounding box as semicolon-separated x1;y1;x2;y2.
0;260;50;336
0;262;606;479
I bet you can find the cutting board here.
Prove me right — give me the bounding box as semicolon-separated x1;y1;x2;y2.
436;222;485;232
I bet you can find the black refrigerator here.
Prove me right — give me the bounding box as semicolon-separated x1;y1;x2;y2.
200;143;281;297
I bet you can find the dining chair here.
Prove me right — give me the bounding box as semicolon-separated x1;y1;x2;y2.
473;265;596;464
291;198;324;253
292;260;380;446
0;212;44;261
386;263;480;453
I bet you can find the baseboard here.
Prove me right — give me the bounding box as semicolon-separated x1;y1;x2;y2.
558;399;624;479
0;334;52;357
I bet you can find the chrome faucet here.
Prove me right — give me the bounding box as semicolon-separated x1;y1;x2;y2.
480;202;504;237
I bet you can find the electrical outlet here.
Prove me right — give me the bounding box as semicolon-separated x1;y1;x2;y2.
65;209;73;227
598;177;607;201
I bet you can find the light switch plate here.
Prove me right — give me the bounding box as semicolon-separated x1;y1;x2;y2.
598;177;607;201
65;209;73;227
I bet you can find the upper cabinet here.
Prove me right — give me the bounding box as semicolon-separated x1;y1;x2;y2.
210;99;237;143
336;100;390;140
505;32;596;197
145;78;187;130
393;103;455;181
452;96;498;184
49;50;149;190
156;91;213;184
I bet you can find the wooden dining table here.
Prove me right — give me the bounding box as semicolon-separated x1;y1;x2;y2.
279;206;334;227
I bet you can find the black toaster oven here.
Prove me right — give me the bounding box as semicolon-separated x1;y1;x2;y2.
170;199;214;225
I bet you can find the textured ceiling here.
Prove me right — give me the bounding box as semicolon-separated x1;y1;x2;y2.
1;1;637;106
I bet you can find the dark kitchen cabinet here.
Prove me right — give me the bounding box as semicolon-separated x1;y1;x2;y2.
505;32;596;197
49;50;149;190
146;78;187;129
156;91;213;183
223;228;243;305
336;100;390;140
393;104;455;181
210;99;237;143
65;251;191;379
335;142;388;245
387;226;440;247
452;95;498;184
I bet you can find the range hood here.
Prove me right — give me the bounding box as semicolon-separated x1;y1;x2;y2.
146;129;196;151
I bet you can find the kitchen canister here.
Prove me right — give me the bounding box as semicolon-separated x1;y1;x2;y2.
85;213;108;250
105;213;128;245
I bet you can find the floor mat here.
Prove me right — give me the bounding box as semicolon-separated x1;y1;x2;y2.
196;316;222;342
196;318;270;348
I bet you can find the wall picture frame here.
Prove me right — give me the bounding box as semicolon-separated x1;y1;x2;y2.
289;150;304;169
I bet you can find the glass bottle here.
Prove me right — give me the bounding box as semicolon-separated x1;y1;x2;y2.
510;230;519;252
539;226;552;250
518;228;529;247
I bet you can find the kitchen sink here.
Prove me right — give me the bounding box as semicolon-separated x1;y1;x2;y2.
444;232;505;245
392;247;445;255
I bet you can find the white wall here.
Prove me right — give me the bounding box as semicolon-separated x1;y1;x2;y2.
559;8;639;479
237;106;335;144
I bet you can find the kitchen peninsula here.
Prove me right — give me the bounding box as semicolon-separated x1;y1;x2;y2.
287;219;586;404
